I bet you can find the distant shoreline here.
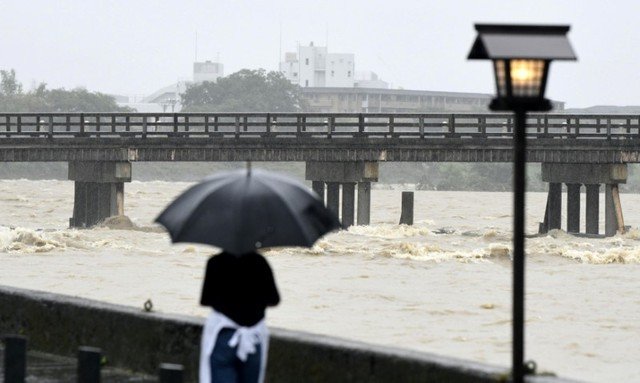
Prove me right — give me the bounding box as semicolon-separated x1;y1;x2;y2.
2;162;640;192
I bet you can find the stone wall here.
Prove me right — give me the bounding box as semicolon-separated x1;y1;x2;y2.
0;285;579;382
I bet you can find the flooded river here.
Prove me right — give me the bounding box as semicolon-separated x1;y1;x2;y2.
1;179;638;382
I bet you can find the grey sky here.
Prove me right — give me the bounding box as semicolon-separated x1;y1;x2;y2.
1;0;637;108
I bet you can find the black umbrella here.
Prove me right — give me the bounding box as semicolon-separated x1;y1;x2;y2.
155;168;341;254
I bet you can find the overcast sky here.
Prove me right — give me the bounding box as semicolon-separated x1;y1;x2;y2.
1;0;638;108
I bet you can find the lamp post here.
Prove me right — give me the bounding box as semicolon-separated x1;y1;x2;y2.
468;24;576;383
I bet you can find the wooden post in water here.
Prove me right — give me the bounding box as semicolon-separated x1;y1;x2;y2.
159;363;184;383
77;346;101;383
399;191;414;225
3;335;27;383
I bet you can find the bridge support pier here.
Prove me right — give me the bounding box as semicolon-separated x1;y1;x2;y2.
341;183;356;228
68;161;132;228
585;184;600;235
541;183;562;232
357;182;371;226
305;162;378;228
566;183;581;233
326;182;340;219
540;163;627;237
312;181;325;201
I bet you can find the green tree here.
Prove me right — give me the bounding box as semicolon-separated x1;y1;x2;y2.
181;69;308;112
0;69;132;113
1;69;22;96
42;87;131;112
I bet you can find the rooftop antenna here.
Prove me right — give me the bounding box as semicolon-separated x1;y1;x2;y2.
325;22;329;48
279;21;282;67
195;30;198;62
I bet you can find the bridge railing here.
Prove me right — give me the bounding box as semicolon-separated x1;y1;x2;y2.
1;113;639;139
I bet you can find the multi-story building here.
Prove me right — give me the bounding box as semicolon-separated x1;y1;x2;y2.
301;87;493;113
193;61;224;83
281;43;564;113
118;60;225;112
280;42;355;88
301;87;564;113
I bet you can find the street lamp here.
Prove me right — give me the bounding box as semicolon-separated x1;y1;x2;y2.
467;24;576;383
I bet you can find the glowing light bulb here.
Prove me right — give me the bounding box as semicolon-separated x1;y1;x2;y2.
509;60;544;97
511;65;534;82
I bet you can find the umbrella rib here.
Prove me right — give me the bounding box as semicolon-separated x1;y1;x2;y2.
233;175;251;253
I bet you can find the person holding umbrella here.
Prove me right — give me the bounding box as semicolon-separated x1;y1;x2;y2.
198;249;279;383
156;167;340;383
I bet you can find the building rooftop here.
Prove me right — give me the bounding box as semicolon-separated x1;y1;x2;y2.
302;87;493;99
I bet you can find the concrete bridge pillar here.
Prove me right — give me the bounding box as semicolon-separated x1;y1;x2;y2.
605;185;616;237
68;161;132;228
566;183;581;233
326;182;340;219
341;183;356;228
312;181;325;201
542;183;562;232
541;163;627;237
305;162;378;228
605;184;626;237
585;184;600;235
357;182;371;226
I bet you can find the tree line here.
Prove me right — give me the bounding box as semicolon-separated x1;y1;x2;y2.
0;68;306;113
180;69;307;112
0;69;131;113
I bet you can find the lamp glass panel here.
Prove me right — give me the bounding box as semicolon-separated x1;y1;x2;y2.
509;60;545;98
493;60;507;97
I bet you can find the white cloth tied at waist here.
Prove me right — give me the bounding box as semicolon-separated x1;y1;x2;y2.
200;310;268;383
227;326;262;361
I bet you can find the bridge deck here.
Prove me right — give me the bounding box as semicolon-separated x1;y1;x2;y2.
1;113;639;163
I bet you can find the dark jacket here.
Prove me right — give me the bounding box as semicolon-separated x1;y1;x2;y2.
200;252;280;327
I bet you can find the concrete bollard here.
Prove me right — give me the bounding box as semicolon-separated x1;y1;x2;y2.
77;346;102;383
3;334;27;383
399;191;414;225
159;363;184;383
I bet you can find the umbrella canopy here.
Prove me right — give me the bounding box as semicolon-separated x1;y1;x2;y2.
155;168;341;254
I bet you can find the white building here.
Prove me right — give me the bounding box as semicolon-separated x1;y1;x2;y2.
280;42;355;88
193;61;224;83
118;60;224;112
141;81;189;112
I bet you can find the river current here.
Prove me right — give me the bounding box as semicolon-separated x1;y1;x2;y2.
1;179;638;382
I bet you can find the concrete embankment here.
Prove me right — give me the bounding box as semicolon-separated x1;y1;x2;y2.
0;285;579;382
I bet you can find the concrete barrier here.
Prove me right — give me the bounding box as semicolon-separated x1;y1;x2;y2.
0;285;579;382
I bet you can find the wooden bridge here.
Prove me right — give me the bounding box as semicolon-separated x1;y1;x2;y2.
1;112;640;163
1;112;637;233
